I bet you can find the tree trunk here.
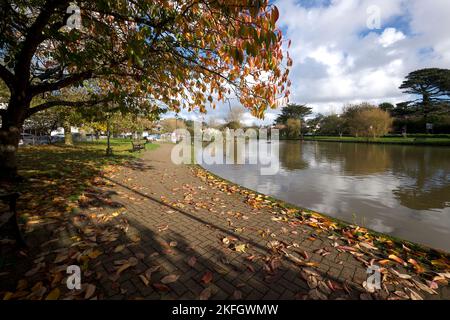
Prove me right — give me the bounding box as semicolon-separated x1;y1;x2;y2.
63;121;73;145
0;126;21;181
1;94;29;181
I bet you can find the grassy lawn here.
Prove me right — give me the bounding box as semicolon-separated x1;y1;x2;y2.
12;139;159;222
302;135;450;146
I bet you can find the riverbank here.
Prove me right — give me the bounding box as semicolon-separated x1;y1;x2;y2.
1;143;449;300
301;136;450;146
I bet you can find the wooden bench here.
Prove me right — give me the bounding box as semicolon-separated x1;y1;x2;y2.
0;192;25;247
131;141;145;152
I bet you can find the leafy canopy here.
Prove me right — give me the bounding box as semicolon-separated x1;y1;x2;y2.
275;104;312;124
0;0;291;122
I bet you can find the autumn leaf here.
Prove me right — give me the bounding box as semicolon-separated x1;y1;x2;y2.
88;250;102;259
161;274;180;284
114;245;125;253
187;256;197;267
408;258;425;274
201;271;213;284
45;288;60;300
116;262;132;276
199;287;212;300
234;244;247;253
139;275;150;287
388;254;407;266
84;284;96;299
153;283;170;292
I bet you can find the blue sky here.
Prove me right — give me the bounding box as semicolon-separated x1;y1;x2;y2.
168;0;450;125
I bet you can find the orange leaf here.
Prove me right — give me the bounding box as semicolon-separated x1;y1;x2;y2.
389;254;406;266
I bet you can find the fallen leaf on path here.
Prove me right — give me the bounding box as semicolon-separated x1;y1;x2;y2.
153;283;170;292
84;284;96;299
199;287;212;300
161;274;179;284
139;275;150;287
187;256;197;267
201;271;213;284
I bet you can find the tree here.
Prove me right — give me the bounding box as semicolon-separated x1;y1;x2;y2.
399;68;450;118
0;0;291;179
345;105;393;138
275;104;312;124
225;106;245;129
23;108;61;140
318;114;345;136
286;118;301;139
161;118;186;133
379;102;395;114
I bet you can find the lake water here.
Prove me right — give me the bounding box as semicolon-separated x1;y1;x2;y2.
201;140;450;252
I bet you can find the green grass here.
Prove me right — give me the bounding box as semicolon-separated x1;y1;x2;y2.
15;139;159;214
302;135;450;146
76;138;159;156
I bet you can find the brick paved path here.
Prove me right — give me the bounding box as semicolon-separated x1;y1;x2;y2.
1;143;449;300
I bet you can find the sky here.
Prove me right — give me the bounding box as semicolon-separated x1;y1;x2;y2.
166;0;450;126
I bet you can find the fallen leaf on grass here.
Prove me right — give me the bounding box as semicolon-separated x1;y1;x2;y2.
114;245;125;253
45;288;60;300
88;250;102;259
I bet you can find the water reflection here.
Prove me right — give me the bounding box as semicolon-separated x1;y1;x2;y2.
203;141;450;252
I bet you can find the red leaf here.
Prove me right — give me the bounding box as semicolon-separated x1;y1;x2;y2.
153;283;170;292
201;271;213;284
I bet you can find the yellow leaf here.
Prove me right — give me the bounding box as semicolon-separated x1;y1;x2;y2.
45;288;60;300
3;292;13;300
114;245;125;253
88;250;102;259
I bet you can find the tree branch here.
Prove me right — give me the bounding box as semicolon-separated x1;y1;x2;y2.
30;71;93;96
0;65;15;91
27;98;109;117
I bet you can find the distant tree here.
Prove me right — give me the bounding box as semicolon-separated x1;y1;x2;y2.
23;108;61;139
286;118;301;138
161;118;186;133
226;106;245;127
347;106;393;138
275;104;312;125
318;114;345;136
399;68;450;118
379;102;395;114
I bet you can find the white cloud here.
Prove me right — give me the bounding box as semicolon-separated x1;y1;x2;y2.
378;28;406;47
166;0;450;124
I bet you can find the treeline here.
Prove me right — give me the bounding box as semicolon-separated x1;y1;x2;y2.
276;68;450;137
